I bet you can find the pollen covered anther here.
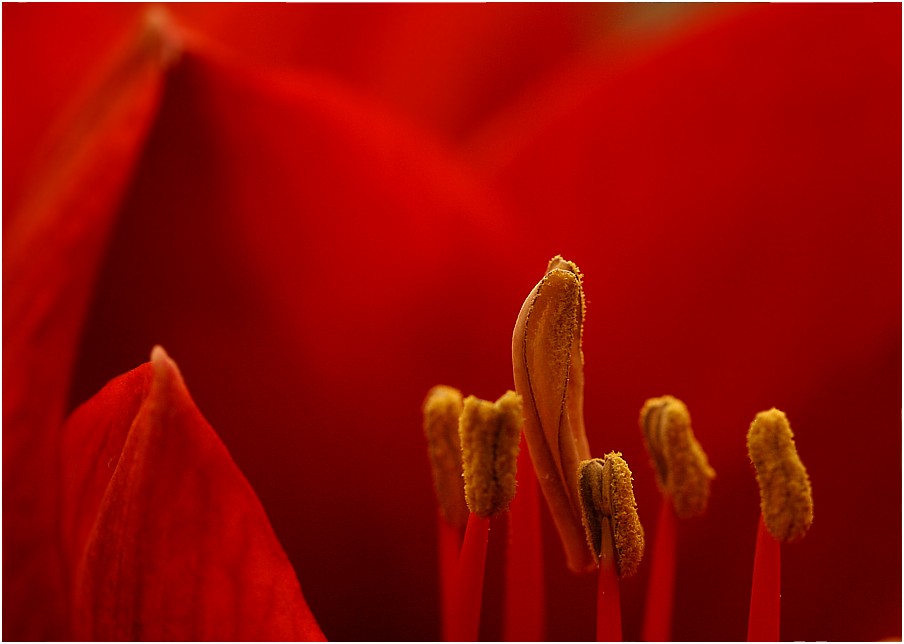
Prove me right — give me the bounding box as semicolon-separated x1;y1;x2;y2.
640;396;715;518
459;391;523;518
513;255;595;572
423;385;468;527
747;408;814;542
578;453;644;578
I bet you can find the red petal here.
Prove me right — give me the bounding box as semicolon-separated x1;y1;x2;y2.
64;348;324;641
164;4;622;142
3;13;171;638
2;4;144;217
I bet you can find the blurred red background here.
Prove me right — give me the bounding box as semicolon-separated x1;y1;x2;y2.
5;4;901;641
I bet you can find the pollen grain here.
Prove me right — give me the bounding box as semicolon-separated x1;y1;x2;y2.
578;453;644;578
640;396;716;518
459;391;524;518
747;408;814;542
423;385;468;527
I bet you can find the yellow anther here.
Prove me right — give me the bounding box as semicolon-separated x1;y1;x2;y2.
640;396;716;518
747;408;814;542
459;391;524;518
513;255;595;572
578;453;644;578
423;385;468;527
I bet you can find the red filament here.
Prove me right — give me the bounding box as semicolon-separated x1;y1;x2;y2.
448;513;490;641
642;499;676;641
747;514;781;641
503;444;544;641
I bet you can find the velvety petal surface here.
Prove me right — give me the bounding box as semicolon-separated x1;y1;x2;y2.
61;349;324;640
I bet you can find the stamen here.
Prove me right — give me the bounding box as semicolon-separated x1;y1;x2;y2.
448;391;522;642
512;255;595;572
459;391;524;518
577;453;644;578
640;395;716;518
746;409;813;641
578;453;643;642
424;385;468;641
639;396;714;640
747;408;814;542
423;385;468;528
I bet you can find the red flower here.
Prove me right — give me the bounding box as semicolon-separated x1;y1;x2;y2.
4;4;900;640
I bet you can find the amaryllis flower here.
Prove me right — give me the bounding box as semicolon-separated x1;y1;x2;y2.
4;4;900;641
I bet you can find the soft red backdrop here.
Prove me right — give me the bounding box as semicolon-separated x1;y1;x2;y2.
5;4;901;641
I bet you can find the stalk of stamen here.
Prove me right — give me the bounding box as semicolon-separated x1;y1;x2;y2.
749;514;781;641
642;499;676;642
746;408;814;642
438;517;462;642
503;441;544;641
638;396;715;641
450;391;523;642
452;513;491;642
597;516;622;642
578;453;644;642
513;255;596;573
423;386;468;640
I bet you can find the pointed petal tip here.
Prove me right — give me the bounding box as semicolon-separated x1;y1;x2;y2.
150;344;169;363
150;344;174;370
150;344;183;381
141;4;183;68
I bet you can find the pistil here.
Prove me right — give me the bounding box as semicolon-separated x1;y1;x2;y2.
746;408;814;641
